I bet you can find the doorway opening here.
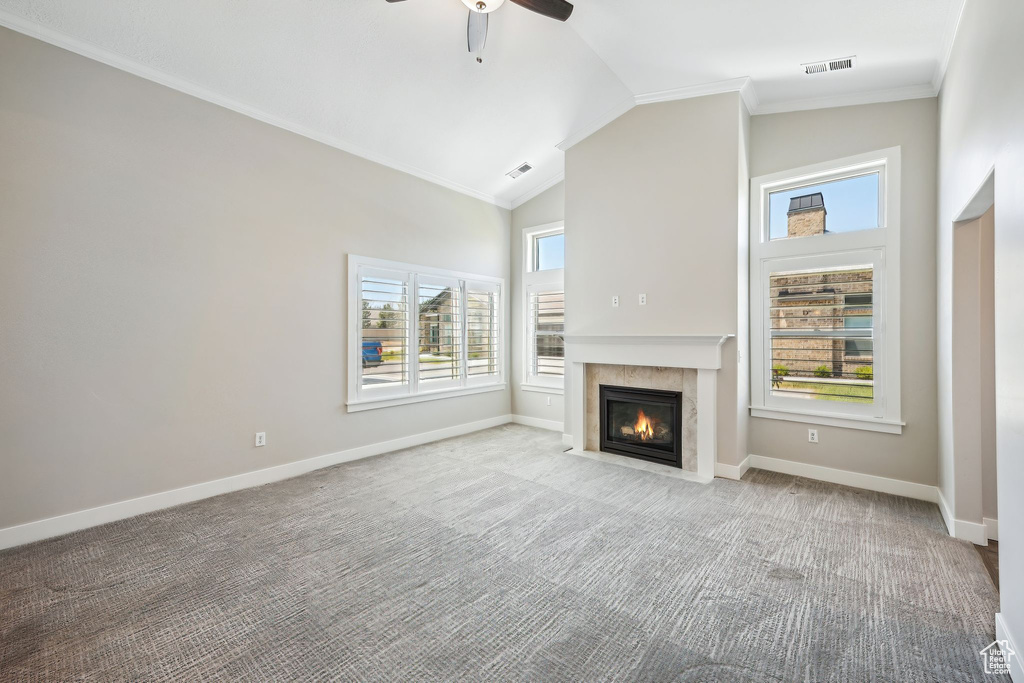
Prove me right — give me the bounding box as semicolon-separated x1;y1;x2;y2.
952;172;997;587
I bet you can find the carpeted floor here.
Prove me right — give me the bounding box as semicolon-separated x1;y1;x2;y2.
0;425;1004;681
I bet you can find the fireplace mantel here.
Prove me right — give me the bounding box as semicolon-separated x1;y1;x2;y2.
565;334;733;483
564;334;731;370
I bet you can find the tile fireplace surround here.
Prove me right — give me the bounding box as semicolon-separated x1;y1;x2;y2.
565;335;731;483
587;365;696;469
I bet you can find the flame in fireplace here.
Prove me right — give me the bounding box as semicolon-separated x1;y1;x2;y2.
634;409;655;441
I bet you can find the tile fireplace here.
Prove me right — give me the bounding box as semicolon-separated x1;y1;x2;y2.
565;334;732;482
599;385;682;468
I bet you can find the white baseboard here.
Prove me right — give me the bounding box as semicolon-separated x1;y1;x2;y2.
755;460;985;548
985;517;999;541
954;518;989;546
0;414;514;551
715;455;751;481
996;613;1023;682
748;454;939;504
511;414;564;433
937;487;955;537
935;487;989;546
562;433;573;448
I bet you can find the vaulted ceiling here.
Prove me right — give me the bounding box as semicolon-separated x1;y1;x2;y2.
0;0;964;208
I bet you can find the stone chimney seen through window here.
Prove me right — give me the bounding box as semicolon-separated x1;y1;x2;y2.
786;192;827;238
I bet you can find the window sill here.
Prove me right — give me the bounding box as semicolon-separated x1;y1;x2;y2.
750;406;904;434
520;383;564;396
347;382;506;413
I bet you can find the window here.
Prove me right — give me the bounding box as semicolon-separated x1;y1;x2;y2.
417;278;461;387
768;172;881;240
348;256;504;411
466;283;500;378
750;148;902;433
533;232;565;271
523;223;565;392
769;264;875;405
360;274;409;388
529;289;565;380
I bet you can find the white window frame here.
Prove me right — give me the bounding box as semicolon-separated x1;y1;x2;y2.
749;147;903;434
522;222;565;394
347;255;505;412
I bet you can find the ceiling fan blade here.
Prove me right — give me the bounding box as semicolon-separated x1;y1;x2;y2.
468;10;488;56
509;0;573;21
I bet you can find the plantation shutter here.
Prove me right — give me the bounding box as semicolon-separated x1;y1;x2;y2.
528;287;565;381
417;277;462;385
466;281;500;381
359;271;409;389
768;266;874;404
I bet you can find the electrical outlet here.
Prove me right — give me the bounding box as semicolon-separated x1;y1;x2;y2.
639;293;647;306
808;429;818;444
255;432;266;447
546;396;552;406
612;295;619;308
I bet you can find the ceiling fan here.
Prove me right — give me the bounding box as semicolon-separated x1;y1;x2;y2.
385;0;574;63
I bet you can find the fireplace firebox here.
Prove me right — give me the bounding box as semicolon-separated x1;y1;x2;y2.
599;385;682;468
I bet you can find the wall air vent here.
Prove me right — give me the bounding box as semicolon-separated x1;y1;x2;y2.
803;56;856;75
506;162;533;179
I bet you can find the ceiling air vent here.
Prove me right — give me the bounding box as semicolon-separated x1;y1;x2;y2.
506;162;533;180
803;56;856;75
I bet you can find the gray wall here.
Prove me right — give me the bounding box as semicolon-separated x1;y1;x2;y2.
564;93;749;466
952;208;997;522
510;182;566;428
937;0;1024;648
748;98;939;486
0;28;511;529
978;208;997;521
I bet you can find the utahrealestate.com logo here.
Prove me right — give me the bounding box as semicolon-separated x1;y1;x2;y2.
980;640;1015;675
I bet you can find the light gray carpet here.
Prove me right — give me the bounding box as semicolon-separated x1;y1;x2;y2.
0;425;1004;681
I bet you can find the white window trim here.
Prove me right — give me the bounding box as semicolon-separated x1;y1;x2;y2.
347;254;506;412
749;147;903;434
522;222;565;393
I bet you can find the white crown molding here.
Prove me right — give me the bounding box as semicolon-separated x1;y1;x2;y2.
634;76;756;107
555;77;758;152
554;73;938;150
932;0;967;93
0;10;512;210
752;82;937;115
556;94;636;151
510;171;565;210
738;78;760;114
3;7;957;197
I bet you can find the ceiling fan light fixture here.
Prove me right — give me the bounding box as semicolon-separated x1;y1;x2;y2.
461;0;505;13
